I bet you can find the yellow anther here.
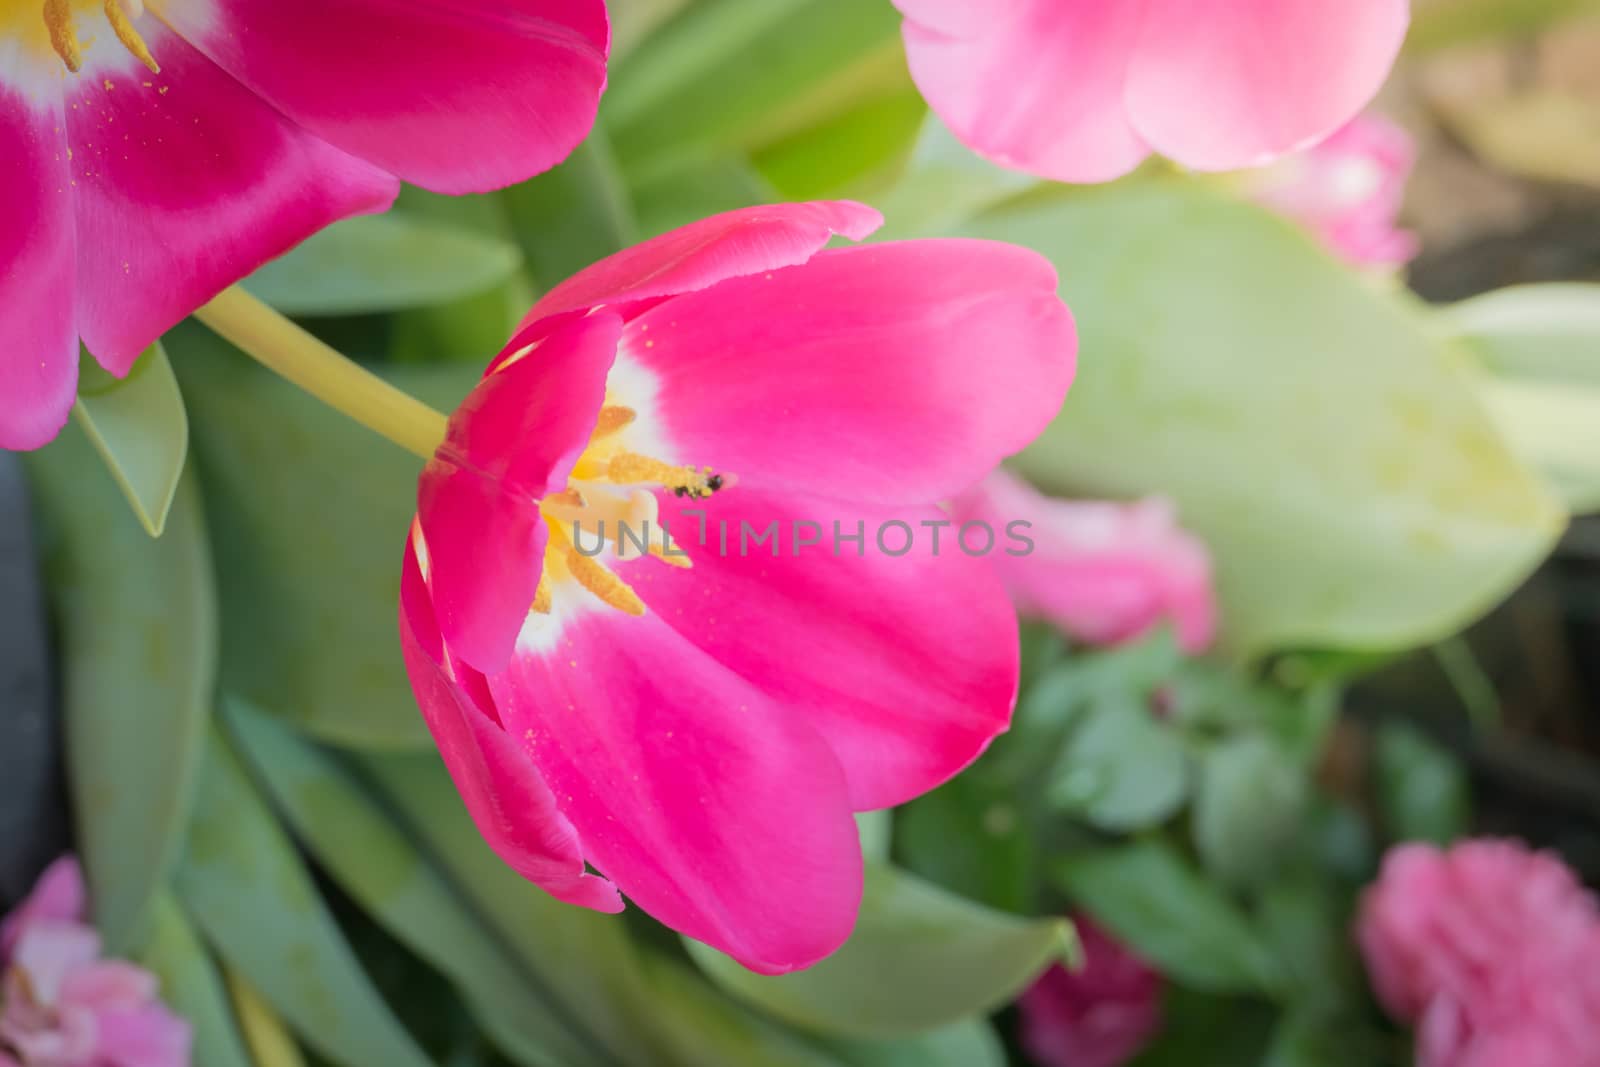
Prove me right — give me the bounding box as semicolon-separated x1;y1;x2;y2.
544;488;586;510
592;406;637;439
607;451;723;498
565;548;645;616
43;0;82;72
104;0;160;74
531;573;552;615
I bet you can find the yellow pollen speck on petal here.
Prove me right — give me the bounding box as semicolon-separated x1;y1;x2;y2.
565;548;645;617
591;405;636;439
103;0;159;73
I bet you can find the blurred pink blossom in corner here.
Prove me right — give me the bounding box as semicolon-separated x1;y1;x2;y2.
1357;839;1600;1067
952;469;1217;653
1249;115;1419;269
1;856;189;1067
1019;916;1162;1067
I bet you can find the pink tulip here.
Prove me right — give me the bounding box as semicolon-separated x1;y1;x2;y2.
1;0;609;450
951;470;1216;654
892;0;1410;183
1018;918;1162;1067
1;857;190;1067
1357;840;1600;1067
1249;115;1419;268
399;201;1078;974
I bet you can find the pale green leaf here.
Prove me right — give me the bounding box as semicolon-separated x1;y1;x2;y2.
73;341;187;537
686;866;1072;1039
1450;283;1600;387
1192;736;1310;889
25;427;216;952
136;894;254;1067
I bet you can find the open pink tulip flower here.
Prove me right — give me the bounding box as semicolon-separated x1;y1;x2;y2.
1248;115;1419;268
1357;840;1600;1067
1;856;190;1067
0;0;609;451
399;201;1078;974
1018;917;1162;1067
951;470;1216;654
892;0;1411;184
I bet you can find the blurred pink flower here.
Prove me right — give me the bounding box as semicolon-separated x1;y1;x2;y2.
2;0;609;451
1019;917;1162;1067
951;469;1216;653
1;856;189;1067
399;202;1078;975
1357;840;1600;1067
891;0;1410;183
1250;115;1419;268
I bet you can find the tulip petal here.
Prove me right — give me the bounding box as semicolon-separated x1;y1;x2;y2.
65;24;397;376
617;241;1076;505
154;0;609;193
618;488;1019;811
418;311;622;674
0;89;77;451
895;0;1149;183
521;201;883;329
1128;0;1410;171
400;542;621;912
490;610;862;974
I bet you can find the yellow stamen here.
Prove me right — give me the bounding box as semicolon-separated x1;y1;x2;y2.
544;488;586;510
592;405;637;439
649;542;693;570
565;547;645;616
608;451;724;498
104;0;159;74
532;573;552;614
43;0;82;72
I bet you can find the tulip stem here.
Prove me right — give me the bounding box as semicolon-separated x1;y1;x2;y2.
226;967;307;1067
193;286;448;460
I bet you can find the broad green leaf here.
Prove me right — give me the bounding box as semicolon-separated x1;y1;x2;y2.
243;214;521;316
636;958;844;1067
1264;1008;1389;1067
1046;696;1188;832
1055;840;1280;994
824;1022;1005;1067
896;771;1033;915
1193;735;1310;889
856;811;892;863
610;0;693;59
176;729;434;1067
137;894;254;1067
1257;878;1354;1009
976;182;1564;656
876;117;1038;239
169;324;477;747
223;701;606;1067
685;866;1073;1039
751;76;925;201
73;342;188;537
1449;283;1600;386
1374;723;1470;845
503;128;638;288
26;426;216;952
1126;988;1276;1067
1408;0;1600;50
357;752;662;1067
631;156;779;238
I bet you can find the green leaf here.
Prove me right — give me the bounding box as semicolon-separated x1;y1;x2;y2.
223;701;606;1067
25;426;216;952
1193;735;1310;889
1475;378;1600;512
243;214;522;316
1449;283;1600;388
631;156;780;238
634;958;844;1067
1055;840;1279;994
1264;1008;1389;1067
1046;696;1189;832
824;1022;1005;1067
855;811;892;863
1407;0;1600;51
73;341;188;537
896;771;1033;915
502;128;638;288
357;751;663;1067
685;866;1073;1039
1256;878;1353;1009
176;728;435;1067
169;324;478;747
974;181;1564;657
1374;723;1471;845
137;894;254;1067
1126;988;1277;1067
877;117;1038;239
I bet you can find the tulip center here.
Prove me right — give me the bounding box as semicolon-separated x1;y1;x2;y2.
532;404;727;617
4;0;160;74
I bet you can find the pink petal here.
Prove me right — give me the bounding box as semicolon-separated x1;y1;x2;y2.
66;25;397;376
157;0;609;194
952;471;1217;653
0;90;77;451
618;240;1076;505
896;0;1150;183
10;921;102;1005
417;311;622;674
1128;0;1411;171
95;1004;194;1067
613;488;1019;810
489;611;863;974
1;856;87;960
59;960;158;1011
519;201;883;329
400;541;621;912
